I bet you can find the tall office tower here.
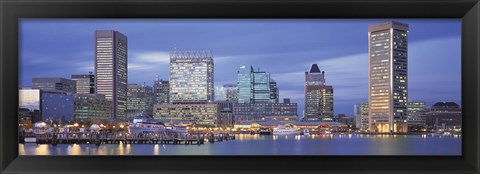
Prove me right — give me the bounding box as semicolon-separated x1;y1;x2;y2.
269;80;279;103
153;78;170;104
237;65;254;103
303;64;334;122
71;73;95;94
236;65;277;104
368;21;409;133
169;50;214;104
94;30;128;119
407;101;427;126
354;103;362;129
127;83;154;118
32;77;77;94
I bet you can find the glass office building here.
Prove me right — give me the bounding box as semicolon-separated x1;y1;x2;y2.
237;65;279;104
368;21;409;133
19;89;74;122
94;30;128;119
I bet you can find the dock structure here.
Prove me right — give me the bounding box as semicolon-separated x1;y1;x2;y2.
19;132;235;145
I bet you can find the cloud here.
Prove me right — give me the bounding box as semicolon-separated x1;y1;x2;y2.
128;51;170;71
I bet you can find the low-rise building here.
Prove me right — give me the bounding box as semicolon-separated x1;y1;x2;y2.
153;104;219;126
426;102;462;131
73;93;112;122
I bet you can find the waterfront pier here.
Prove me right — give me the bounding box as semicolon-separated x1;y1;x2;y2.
19;132;236;145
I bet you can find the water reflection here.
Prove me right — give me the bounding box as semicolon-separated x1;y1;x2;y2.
19;134;461;156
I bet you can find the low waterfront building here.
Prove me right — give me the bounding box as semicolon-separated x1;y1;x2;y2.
233;98;297;123
32;77;77;94
73;93;112;122
425;102;462;131
233;121;348;132
153;103;219;126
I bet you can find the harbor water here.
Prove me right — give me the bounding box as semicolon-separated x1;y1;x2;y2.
19;134;461;155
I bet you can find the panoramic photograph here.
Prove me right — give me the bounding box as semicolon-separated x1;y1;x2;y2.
18;19;461;155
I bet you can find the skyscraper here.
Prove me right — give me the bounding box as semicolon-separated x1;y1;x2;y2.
32;77;76;94
169;50;214;104
237;65;254;103
71;73;95;94
153;78;169;104
94;30;128;119
368;21;408;133
236;65;278;104
304;64;334;122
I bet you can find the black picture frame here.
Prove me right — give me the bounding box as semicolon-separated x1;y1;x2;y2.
1;0;479;173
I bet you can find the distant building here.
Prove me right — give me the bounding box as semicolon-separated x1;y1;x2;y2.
153;103;218;126
233;98;297;123
169;50;214;104
236;65;279;104
368;21;409;133
336;116;356;129
94;30;128;119
153;78;169;104
269;80;279;103
215;84;238;102
71;73;95;94
407;101;427;126
127;83;154;118
426;102;462;131
73;94;112;122
354;102;369;130
304;64;334;122
19;88;74;122
32;77;76;94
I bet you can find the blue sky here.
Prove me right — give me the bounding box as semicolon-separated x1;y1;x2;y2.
19;19;461;116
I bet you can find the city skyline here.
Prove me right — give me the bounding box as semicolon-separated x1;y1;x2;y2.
19;19;461;115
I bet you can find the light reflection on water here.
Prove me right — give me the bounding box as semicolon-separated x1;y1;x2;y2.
19;134;461;156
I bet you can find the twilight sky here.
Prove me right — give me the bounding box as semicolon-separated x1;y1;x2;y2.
19;19;461;116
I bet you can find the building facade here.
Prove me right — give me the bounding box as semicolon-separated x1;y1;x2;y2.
20;89;74;122
153;104;218;126
233;98;297;123
407;101;427;126
32;77;76;94
169;50;214;104
153;78;170;104
94;30;128;119
368;21;409;133
73;94;112;122
127;83;154;118
269;80;279;103
304;64;334;122
425;102;462;131
71;73;95;94
237;65;254;103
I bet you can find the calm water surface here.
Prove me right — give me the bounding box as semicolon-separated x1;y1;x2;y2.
19;134;461;155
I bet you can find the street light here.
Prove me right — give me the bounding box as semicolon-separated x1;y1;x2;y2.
73;123;79;127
